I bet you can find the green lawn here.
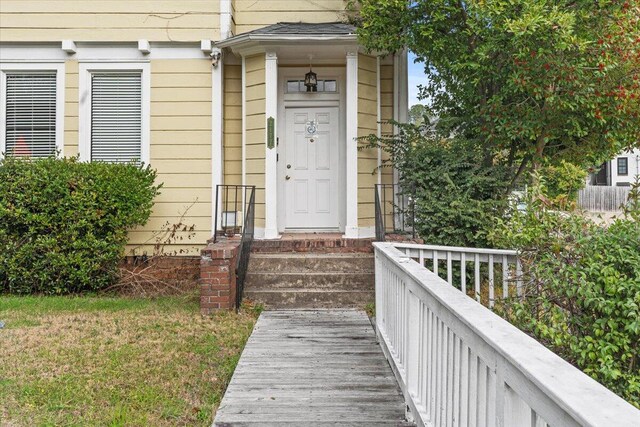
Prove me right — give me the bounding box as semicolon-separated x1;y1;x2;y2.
0;295;260;426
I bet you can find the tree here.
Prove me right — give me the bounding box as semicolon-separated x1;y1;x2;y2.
352;0;640;188
408;104;428;125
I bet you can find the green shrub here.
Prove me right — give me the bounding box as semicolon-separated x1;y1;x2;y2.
490;182;640;408
0;156;161;294
540;161;588;201
361;122;509;247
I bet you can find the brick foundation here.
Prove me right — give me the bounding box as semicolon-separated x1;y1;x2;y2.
119;256;200;294
200;238;241;314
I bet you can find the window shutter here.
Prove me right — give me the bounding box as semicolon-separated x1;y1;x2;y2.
91;72;142;163
4;73;57;157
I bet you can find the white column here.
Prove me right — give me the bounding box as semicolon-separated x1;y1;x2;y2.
211;49;224;236
264;51;280;239
393;49;409;189
377;56;382;185
241;56;246;188
344;51;359;239
220;0;233;39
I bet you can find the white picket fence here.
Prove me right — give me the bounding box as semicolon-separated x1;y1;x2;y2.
578;186;631;211
374;242;640;427
392;243;522;309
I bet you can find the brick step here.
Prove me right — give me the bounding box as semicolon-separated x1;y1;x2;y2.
247;253;374;274
244;272;374;291
243;289;375;310
251;237;374;254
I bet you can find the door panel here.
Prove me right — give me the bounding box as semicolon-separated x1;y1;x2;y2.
284;107;340;229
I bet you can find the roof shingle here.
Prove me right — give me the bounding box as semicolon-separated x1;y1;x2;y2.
249;22;356;36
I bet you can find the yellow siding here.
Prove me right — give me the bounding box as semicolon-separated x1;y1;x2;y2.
134;59;212;255
234;0;348;34
0;1;220;42
64;61;79;157
244;54;266;228
380;62;394;186
59;58;213;254
379;61;395;230
224;64;243;186
357;54;378;228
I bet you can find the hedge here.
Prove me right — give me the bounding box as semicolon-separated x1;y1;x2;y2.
0;156;161;294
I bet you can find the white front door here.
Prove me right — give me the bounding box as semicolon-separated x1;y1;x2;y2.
283;107;340;230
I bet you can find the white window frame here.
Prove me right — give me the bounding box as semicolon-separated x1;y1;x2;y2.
78;62;150;164
0;62;65;159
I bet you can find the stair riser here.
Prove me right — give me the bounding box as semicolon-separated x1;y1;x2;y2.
244;290;375;309
245;273;374;290
251;239;374;254
248;257;374;274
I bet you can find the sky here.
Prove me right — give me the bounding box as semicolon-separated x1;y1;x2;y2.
408;51;429;108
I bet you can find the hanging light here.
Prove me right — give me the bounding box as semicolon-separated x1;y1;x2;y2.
304;57;318;92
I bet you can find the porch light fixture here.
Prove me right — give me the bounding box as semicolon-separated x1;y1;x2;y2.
304;57;318;92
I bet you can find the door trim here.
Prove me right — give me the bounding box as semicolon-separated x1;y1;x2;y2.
277;67;346;233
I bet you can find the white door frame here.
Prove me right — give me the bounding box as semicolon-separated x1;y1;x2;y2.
277;66;347;233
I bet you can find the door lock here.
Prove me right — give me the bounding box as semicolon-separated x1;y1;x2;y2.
287;164;291;169
285;175;291;180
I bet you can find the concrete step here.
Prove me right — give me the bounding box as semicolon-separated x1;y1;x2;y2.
245;272;374;291
251;237;374;254
247;253;374;274
243;289;375;309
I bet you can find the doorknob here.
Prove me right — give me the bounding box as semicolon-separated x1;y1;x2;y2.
286;175;291;180
287;164;291;169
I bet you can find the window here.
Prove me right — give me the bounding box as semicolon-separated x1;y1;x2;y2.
79;63;149;164
286;79;338;93
617;157;628;176
1;64;64;158
592;162;609;186
91;73;142;163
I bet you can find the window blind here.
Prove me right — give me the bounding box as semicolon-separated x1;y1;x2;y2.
4;72;57;157
91;72;142;163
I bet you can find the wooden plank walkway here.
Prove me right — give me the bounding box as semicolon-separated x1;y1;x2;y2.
213;310;408;426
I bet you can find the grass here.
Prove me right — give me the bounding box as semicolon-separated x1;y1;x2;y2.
0;295;260;426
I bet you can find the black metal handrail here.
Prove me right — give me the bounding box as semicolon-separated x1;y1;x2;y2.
212;184;256;308
374;184;416;241
236;187;255;308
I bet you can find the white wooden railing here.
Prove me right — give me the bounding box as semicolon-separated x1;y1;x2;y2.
374;242;640;427
392;243;522;309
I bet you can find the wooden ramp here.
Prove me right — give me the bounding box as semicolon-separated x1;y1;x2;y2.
213;310;408;426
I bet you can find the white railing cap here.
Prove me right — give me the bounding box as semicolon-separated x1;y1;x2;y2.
390;242;519;256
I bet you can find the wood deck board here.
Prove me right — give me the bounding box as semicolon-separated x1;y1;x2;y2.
213;310;407;426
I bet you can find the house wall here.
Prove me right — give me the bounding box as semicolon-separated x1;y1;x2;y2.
379;60;396;231
380;61;394;186
233;0;348;34
610;149;640;186
0;1;221;42
141;59;213;255
244;54;267;229
224;64;243;186
64;61;80;156
357;53;379;228
1;1;403;245
52;58;212;254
